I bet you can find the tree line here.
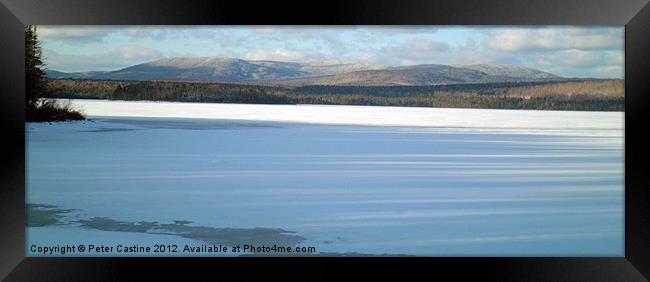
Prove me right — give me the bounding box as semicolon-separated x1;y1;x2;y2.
47;79;624;111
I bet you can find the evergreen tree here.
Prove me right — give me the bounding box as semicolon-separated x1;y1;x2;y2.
25;25;49;111
25;25;84;122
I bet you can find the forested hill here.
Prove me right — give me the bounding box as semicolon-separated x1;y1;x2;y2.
45;57;564;86
47;79;624;111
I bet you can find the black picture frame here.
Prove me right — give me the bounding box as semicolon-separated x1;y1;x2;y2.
1;0;649;280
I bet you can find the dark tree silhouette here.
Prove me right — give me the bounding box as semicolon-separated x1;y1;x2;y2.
25;25;48;111
25;25;84;122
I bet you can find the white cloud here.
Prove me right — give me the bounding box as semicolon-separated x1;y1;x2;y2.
371;39;451;66
243;48;324;62
486;27;622;52
118;46;161;60
363;26;439;35
122;27;192;41
534;50;622;68
37;26;115;43
407;40;449;53
43;46;163;72
508;49;623;79
253;26;279;34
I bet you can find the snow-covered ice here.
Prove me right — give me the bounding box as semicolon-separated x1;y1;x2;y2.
26;100;624;256
69;100;623;135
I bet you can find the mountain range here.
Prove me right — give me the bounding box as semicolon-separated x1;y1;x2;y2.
46;56;564;86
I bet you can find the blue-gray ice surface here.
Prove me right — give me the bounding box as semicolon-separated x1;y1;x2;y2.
26;104;624;256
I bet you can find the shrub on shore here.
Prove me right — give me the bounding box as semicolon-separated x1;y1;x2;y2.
26;99;85;122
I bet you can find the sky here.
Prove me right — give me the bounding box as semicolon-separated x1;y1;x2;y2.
37;26;624;79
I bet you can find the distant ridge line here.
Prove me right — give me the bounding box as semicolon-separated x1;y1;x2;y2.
45;56;569;86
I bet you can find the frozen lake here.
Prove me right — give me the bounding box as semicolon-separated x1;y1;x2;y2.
27;100;624;256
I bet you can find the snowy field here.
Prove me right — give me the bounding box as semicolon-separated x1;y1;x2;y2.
27;100;624;256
